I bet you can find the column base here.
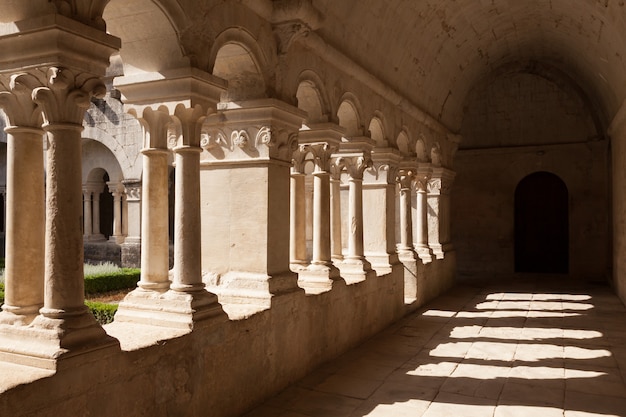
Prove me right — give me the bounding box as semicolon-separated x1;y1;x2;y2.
289;261;309;273
298;262;344;294
205;270;304;309
365;252;400;276
415;245;434;263
398;250;419;303
114;288;225;330
0;310;119;370
337;257;374;284
428;243;454;260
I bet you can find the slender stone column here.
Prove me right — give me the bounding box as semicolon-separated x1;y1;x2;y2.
290;146;308;271
108;183;123;243
0;126;45;324
362;148;402;275
427;167;456;259
397;169;415;253
83;189;93;239
121;191;128;238
330;168;343;262
297;141;341;289
415;165;434;262
333;153;373;281
92;188;103;240
139;146;170;290
120;179;141;267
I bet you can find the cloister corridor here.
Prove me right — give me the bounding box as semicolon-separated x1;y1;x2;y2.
245;276;626;417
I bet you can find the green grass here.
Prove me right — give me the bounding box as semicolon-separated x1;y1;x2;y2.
0;261;139;325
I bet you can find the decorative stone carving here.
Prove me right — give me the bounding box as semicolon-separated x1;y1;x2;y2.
303;142;336;173
232;129;250;149
0;74;42;128
273;21;312;55
122;180;141;201
334;154;373;180
397;169;415;191
51;0;109;30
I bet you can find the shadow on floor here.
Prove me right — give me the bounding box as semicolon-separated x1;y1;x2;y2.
243;275;626;417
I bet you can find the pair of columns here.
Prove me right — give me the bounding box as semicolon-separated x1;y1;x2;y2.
82;183;126;243
397;164;456;262
290;132;376;285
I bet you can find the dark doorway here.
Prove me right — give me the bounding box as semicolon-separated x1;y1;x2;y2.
100;172;113;239
514;171;569;273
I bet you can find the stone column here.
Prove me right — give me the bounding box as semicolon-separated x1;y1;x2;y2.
0;83;45;325
91;187;104;241
296;140;342;291
290;146;308;271
121;179;141;267
107;183;123;243
427;167;456;259
330;165;343;262
201;99;305;307
0;12;120;368
135;109;172;291
114;70;226;327
121;191;128;237
333;152;373;281
415;164;434;262
363;148;402;275
82;189;93;240
397;169;415;254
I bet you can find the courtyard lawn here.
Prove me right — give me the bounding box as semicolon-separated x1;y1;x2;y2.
0;261;140;324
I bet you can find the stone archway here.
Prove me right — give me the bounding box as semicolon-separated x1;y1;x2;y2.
514;171;569;274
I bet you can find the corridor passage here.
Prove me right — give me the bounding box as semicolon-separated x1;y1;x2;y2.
244;276;626;417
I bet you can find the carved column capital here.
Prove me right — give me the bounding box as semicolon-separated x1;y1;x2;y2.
332;152;373;180
303;142;337;173
291;143;307;174
396;169;415;191
0;74;43;129
27;67;107;127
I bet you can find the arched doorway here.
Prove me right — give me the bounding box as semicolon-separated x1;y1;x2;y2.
514;171;569;273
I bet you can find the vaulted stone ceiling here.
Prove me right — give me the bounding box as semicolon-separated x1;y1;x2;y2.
313;0;626;131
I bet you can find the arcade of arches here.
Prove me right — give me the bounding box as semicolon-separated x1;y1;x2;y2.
0;1;624;416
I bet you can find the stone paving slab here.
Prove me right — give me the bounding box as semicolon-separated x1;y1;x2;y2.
243;276;626;417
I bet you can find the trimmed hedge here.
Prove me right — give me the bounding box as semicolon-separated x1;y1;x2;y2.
0;283;4;305
84;268;141;295
85;301;118;325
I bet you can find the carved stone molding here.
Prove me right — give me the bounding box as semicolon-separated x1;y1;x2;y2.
273;21;312;55
427;167;456;195
0;74;43;128
122;179;142;202
51;0;109;30
302;142;336;173
202;99;305;164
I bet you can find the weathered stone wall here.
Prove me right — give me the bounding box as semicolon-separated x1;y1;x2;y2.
0;268;407;417
452;71;611;279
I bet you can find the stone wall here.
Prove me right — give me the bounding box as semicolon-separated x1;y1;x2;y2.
452;70;611;279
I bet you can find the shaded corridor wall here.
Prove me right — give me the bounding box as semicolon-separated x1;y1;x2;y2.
452;71;610;279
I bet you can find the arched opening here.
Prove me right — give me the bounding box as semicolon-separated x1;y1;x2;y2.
514;171;569;274
213;42;265;102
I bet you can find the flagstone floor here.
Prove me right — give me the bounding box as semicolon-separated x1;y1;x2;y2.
243;275;626;417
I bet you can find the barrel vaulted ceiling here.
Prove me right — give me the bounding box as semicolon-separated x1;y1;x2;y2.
313;0;626;131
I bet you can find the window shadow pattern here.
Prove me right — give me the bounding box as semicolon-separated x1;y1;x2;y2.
244;276;626;417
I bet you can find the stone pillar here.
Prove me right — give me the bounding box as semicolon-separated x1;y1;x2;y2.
415;164;434;262
296;137;342;291
363;148;402;275
333;151;373;282
121;179;141;267
0;118;45;325
330;166;343;262
201;99;305;307
114;69;226;327
107;182;123;243
167;104;222;327
290;147;308;271
427;167;456;259
82;189;93;240
397;168;415;254
121;191;128;237
91;187;104;241
0;11;120;368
